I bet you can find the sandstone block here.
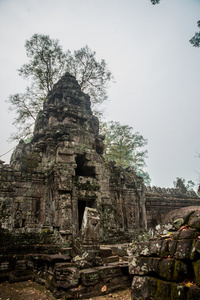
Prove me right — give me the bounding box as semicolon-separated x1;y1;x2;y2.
159;258;174;281
188;211;200;230
192;260;200;286
174;239;193;260
131;276;155;300
173;260;189;282
80;268;100;286
187;285;200;299
99;247;112;258
102;256;119;263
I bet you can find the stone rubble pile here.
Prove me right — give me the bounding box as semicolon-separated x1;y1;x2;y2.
129;206;200;300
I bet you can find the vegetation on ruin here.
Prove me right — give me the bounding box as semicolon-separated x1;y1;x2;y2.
150;0;160;4
190;21;200;47
173;177;195;192
7;33;113;141
7;34;151;183
101;121;151;185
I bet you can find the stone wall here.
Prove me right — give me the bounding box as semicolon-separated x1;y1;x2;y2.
129;206;200;299
145;186;200;229
0;163;45;233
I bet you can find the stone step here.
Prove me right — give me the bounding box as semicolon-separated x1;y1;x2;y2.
80;261;129;286
109;244;128;257
122;256;129;261
32;254;71;263
55;262;74;270
0;244;60;255
68;275;131;299
102;256;119;263
60;247;72;256
100;243;129;257
99;246;112;258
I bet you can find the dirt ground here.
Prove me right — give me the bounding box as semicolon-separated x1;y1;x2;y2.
0;281;131;300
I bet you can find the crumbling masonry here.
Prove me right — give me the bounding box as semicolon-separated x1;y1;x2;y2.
0;73;147;243
0;73;200;298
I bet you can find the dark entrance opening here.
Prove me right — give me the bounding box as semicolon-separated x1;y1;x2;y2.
75;154;95;177
78;199;95;230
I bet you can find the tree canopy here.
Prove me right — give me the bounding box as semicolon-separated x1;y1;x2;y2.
7;34;113;141
150;0;160;4
173;177;195;192
18;34;69;94
190;21;200;47
101;121;151;185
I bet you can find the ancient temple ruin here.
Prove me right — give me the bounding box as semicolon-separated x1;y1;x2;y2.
0;73;147;245
0;73;200;298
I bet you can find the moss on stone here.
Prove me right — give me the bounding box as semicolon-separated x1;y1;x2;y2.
156;279;172;300
173;218;184;230
173;260;189;282
171;283;187;300
20;152;39;173
192;260;200;286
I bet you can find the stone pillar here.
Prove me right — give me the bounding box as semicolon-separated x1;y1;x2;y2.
73;207;100;256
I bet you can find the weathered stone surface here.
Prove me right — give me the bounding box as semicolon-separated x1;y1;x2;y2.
129;207;200;300
99;246;112;258
163;206;200;226
109;244;128;257
187;285;200;299
80;268;100;286
174;239;193;260
75;207;100;256
131;276;154;300
193;260;200;286
102;256;119;263
1;71;200;299
173;260;190;282
159;258;174;281
188;210;200;229
0;73;149;246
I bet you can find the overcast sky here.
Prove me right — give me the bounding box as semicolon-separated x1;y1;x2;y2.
0;0;200;188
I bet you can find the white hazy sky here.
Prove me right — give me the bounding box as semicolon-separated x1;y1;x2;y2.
0;0;200;188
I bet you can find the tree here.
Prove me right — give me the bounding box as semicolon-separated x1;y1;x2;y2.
7;84;44;141
190;21;200;47
66;46;112;114
18;34;69;94
150;0;160;4
101;121;151;185
173;177;195;192
7;34;113;141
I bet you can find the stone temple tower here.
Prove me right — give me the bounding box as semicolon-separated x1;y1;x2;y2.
1;73;146;245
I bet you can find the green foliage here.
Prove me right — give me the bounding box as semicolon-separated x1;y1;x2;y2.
66;45;113;112
136;169;151;186
173;177;195;192
18;33;68;93
7;34;113;141
150;0;160;4
101;121;151;185
7;84;44;140
186;180;196;191
190;21;200;47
